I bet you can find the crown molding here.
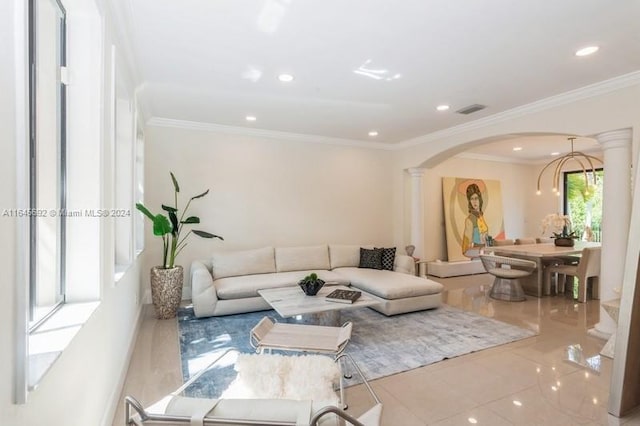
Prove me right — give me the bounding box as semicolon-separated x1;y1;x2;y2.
146;117;396;150
398;71;640;149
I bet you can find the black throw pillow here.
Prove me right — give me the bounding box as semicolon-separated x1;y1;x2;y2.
375;247;396;271
359;247;384;269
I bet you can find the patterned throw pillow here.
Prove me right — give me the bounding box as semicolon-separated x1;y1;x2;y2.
358;247;384;269
375;247;396;271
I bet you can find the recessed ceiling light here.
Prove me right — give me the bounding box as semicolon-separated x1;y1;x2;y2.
467;418;478;424
278;73;294;82
436;105;450;111
513;400;523;407
368;131;379;137
245;115;257;121
551;152;560;156
513;147;523;151
575;46;599;57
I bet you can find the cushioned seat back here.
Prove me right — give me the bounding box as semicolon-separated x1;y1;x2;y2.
275;245;330;272
577;247;601;278
329;245;367;269
515;238;536;245
493;239;515;246
212;247;276;279
536;237;554;243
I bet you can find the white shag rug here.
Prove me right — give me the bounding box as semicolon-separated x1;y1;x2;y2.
220;353;340;405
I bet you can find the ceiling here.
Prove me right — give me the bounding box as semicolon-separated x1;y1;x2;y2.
462;135;602;164
117;0;640;154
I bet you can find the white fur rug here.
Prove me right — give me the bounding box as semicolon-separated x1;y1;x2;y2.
220;353;339;405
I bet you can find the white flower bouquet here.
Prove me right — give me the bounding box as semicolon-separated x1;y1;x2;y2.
540;213;575;238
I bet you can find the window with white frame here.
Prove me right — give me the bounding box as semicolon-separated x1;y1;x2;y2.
135;122;145;254
17;0;104;401
28;0;66;329
113;47;138;277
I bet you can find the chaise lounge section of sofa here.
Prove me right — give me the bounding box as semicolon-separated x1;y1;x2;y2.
191;244;443;318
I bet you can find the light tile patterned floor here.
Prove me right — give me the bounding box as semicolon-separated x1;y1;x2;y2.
113;273;640;425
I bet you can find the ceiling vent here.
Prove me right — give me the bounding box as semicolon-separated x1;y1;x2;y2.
456;104;486;115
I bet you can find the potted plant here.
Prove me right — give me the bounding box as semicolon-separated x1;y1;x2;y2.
137;172;223;319
298;272;325;296
541;213;577;247
552;229;578;247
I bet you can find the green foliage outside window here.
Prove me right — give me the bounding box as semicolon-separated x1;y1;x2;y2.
565;170;603;241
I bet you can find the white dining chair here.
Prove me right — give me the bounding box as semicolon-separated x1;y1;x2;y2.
544;247;601;302
492;239;515;246
515;238;537;245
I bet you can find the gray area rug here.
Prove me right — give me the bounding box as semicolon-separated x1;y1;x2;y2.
177;305;536;398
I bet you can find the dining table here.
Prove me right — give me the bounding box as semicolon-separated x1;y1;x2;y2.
492;241;601;297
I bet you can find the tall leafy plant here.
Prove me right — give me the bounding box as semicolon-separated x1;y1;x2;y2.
136;172;223;269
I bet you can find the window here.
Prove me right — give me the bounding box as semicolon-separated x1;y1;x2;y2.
135;122;145;254
29;0;67;329
113;46;143;278
16;0;103;402
564;168;603;242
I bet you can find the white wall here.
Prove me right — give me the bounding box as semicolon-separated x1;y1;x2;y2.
143;124;394;295
0;1;145;425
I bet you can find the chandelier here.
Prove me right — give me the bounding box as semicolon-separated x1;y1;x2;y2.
536;137;602;196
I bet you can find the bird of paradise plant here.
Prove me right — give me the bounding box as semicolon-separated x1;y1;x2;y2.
136;172;223;269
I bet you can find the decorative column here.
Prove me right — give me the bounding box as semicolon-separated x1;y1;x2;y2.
408;168;426;259
590;129;632;345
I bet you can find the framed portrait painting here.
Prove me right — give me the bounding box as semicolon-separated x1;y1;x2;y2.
442;177;505;262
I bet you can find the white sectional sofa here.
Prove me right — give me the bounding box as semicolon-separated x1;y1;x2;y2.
190;244;443;318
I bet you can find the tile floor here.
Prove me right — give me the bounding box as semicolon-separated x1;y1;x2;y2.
113;273;640;425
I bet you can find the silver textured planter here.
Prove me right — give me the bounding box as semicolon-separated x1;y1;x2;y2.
150;266;184;319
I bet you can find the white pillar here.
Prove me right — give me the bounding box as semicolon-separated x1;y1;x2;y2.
408;168;426;259
590;128;632;340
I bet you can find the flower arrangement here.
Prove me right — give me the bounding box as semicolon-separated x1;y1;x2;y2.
540;213;576;239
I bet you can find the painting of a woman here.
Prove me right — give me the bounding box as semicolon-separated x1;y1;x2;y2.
461;183;489;257
442;177;505;262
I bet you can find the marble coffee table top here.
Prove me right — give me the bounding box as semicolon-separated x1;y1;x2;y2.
258;285;380;318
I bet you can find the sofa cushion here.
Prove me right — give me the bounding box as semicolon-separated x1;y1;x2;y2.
332;267;443;300
215;270;350;299
212;247;276;279
359;247;383;270
329;245;362;269
275;245;330;272
376;247;396;271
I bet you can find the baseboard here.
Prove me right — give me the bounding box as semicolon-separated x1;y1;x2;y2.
427;259;486;277
100;303;144;426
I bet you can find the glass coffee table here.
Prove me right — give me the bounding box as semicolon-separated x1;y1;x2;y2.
258;285;380;326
